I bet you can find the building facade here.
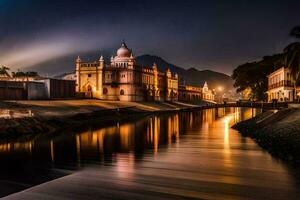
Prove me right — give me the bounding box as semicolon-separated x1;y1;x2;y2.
202;81;214;101
267;67;295;102
76;43;179;101
178;82;215;102
178;85;202;101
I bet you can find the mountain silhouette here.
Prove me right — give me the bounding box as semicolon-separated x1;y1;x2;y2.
135;55;234;90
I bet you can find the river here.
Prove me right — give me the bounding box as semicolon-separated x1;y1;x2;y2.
0;107;300;199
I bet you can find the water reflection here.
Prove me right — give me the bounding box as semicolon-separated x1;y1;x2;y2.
1;107;300;199
0;107;260;166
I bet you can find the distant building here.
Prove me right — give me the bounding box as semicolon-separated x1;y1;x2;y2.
11;76;37;82
0;71;39;82
60;73;76;81
202;82;215;101
267;67;297;102
178;85;202;101
76;42;178;101
178;82;215;102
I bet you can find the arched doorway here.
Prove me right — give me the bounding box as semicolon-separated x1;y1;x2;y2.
86;85;93;98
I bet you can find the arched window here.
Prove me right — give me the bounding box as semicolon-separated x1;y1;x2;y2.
103;88;108;94
120;89;125;95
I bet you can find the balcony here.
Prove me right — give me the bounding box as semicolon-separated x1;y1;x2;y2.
268;80;294;90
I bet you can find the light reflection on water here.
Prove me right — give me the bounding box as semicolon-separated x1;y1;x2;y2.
0;107;262;167
1;107;300;199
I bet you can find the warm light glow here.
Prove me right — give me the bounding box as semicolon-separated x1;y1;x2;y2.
167;114;179;145
116;153;135;179
223;115;233;167
223;115;233;146
76;135;81;165
120;124;132;151
153;116;160;155
50;140;54;162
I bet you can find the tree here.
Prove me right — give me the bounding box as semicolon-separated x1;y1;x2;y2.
12;71;39;77
283;26;300;100
232;54;284;101
0;65;10;76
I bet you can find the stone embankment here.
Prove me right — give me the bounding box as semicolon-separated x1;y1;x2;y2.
232;108;300;163
0;108;148;141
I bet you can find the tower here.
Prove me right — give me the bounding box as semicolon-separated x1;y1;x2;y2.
166;68;172;101
75;56;81;92
97;55;104;97
203;81;208;92
110;55;114;65
153;63;159;100
128;53;134;69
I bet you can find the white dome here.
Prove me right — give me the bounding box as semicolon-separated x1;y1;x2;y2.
117;42;131;57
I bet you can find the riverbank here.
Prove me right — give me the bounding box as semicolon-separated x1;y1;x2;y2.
232;107;300;163
0;100;210;141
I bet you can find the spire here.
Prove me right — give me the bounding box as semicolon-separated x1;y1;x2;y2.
166;68;171;77
152;62;157;70
130;53;134;59
99;55;104;62
76;56;81;62
121;40;127;48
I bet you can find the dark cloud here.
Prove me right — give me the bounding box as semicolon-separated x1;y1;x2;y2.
0;0;299;76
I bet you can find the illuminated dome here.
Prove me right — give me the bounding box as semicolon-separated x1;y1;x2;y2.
117;42;131;57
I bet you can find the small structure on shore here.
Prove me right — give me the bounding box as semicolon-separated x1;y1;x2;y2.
0;79;75;100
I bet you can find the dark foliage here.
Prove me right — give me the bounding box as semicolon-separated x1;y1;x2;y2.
0;65;10;75
12;71;39;77
232;54;284;100
284;26;300;80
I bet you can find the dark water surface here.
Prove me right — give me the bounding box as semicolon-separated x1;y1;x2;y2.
1;108;300;199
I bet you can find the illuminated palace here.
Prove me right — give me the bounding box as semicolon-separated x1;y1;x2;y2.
76;42;178;101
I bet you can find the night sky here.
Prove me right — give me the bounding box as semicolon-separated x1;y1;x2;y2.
0;0;299;76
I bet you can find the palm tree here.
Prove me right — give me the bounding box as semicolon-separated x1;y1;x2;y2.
284;26;300;101
0;65;10;76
